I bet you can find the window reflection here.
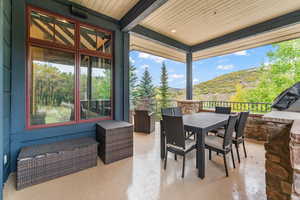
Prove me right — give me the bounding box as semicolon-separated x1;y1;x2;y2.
29;46;75;125
80;26;112;54
80;55;112;119
30;11;75;46
30;11;54;41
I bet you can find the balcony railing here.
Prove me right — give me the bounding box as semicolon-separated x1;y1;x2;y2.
130;99;272;115
200;100;272;113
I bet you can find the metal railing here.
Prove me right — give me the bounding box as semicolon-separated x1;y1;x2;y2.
200;100;272;113
130;99;272;115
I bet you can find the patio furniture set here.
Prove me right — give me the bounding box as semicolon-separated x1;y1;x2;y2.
161;107;249;178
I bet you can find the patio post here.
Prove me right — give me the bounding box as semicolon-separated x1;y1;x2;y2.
186;51;193;100
123;32;130;122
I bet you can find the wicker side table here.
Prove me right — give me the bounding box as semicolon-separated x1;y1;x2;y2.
96;120;133;164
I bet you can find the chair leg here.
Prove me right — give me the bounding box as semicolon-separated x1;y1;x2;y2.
235;144;241;163
164;150;168;170
223;154;229;177
231;149;236;168
174;153;177;161
182;155;186;178
243;141;247;158
209;149;212;160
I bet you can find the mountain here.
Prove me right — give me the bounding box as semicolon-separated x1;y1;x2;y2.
171;67;262;101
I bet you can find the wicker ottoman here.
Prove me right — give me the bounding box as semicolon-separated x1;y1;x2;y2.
96;120;133;164
17;137;98;190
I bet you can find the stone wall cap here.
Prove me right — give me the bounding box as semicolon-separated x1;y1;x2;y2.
177;100;202;103
264;111;300;121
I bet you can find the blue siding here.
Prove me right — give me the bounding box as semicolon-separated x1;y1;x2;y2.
10;0;128;173
0;0;12;198
2;0;11;184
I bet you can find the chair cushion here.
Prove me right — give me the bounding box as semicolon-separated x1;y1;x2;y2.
205;135;224;150
167;141;196;152
215;129;236;138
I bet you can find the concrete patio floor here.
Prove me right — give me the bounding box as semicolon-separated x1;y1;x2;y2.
3;123;266;200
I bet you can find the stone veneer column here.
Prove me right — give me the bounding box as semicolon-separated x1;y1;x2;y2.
264;117;294;200
290;120;300;200
177;100;202;114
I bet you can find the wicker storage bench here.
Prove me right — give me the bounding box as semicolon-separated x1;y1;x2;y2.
17;137;98;190
96;120;133;164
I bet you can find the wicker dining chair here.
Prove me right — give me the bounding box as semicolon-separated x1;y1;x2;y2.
205;115;238;177
161;107;182;116
215;106;232;114
161;107;194;140
216;112;249;163
162;114;196;178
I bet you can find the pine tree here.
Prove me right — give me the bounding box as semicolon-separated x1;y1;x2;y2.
159;62;169;108
137;67;156;100
129;63;138;100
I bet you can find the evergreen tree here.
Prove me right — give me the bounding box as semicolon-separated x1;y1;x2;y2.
159;62;169;108
137;67;156;100
129;62;138;100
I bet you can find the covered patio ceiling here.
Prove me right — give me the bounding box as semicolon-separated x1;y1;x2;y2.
69;0;300;62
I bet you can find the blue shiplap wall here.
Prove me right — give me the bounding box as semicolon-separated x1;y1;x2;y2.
2;0;12;182
9;0;128;175
0;0;12;198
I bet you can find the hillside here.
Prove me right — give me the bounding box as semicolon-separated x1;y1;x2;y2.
172;67;262;100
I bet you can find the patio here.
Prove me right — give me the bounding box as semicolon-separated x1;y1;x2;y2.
0;0;300;199
4;123;266;200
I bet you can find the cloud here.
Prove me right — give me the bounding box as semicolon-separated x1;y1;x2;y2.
129;56;135;64
217;64;234;70
138;52;166;63
233;50;248;56
193;78;199;84
170;74;184;79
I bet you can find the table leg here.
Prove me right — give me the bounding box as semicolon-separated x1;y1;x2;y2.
160;120;165;160
197;131;205;179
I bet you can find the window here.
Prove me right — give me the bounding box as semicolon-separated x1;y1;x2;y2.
80;56;112;119
27;7;113;128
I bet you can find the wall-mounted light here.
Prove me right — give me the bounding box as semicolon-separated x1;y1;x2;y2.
171;29;176;33
70;5;88;19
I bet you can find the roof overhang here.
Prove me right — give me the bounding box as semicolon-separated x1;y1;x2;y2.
68;0;300;62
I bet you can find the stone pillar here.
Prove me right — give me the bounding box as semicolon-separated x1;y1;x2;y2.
177;100;202;114
264;117;293;200
290;120;300;200
244;115;268;141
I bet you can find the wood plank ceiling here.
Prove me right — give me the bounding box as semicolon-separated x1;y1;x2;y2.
69;0;300;61
69;0;139;20
140;0;300;46
193;22;300;60
130;34;186;62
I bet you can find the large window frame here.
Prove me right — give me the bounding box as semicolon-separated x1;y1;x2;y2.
26;6;113;129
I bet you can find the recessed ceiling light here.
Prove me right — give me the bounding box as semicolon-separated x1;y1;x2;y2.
171;29;176;33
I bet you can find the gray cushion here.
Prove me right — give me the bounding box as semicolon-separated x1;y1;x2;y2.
215;129;236;138
167;141;196;152
205;135;224;150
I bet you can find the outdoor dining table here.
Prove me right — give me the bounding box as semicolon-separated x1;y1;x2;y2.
160;112;230;179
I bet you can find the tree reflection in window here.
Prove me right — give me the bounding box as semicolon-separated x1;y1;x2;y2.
80;55;112;119
29;46;75;125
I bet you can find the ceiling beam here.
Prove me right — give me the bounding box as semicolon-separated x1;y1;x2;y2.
120;0;168;32
131;25;190;52
191;9;300;53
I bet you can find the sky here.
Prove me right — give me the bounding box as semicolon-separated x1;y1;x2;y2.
130;44;276;89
